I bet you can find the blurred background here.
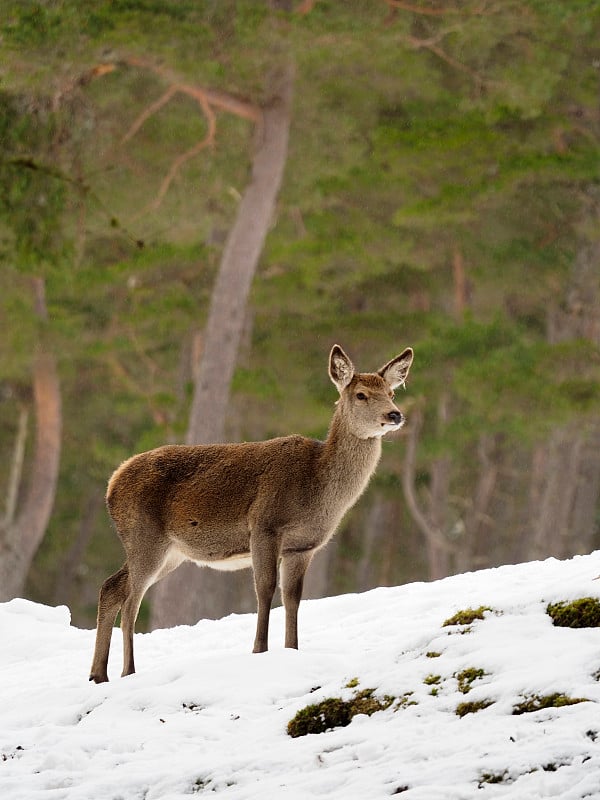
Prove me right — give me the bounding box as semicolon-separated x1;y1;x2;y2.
1;0;599;630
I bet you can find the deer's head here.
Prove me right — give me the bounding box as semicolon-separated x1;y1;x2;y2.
329;344;414;440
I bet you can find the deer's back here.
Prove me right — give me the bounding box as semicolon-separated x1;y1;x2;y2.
106;435;324;538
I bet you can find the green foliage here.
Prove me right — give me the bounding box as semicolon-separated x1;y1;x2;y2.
0;0;599;621
455;700;494;718
443;607;493;627
456;668;487;695
287;688;395;738
0;93;69;269
512;693;588;715
546;598;600;628
424;673;441;696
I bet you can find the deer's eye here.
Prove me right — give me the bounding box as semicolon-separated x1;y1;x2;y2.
356;392;368;401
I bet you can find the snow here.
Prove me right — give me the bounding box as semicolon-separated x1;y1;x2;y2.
2;554;600;799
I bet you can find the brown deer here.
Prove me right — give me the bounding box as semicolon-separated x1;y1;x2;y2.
89;344;413;683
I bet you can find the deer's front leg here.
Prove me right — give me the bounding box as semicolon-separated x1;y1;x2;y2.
280;550;313;650
250;530;281;653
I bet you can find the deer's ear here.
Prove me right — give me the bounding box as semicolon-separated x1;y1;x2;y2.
378;347;414;389
329;344;355;392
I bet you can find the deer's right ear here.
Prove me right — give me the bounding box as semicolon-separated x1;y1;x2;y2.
329;344;355;392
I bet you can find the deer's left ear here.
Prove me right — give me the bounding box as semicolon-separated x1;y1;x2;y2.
378;347;414;389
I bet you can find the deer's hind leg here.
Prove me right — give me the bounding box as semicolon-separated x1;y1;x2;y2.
90;564;130;684
120;544;184;678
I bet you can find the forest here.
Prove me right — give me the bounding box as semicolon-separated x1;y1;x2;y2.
1;0;599;630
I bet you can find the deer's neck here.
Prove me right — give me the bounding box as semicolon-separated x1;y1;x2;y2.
318;413;382;511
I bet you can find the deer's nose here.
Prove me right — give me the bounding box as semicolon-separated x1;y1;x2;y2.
387;410;403;426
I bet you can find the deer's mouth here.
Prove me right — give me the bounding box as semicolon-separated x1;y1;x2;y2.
372;417;404;437
381;413;404;430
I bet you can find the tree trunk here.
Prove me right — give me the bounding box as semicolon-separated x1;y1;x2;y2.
54;488;104;606
401;402;455;580
456;434;499;572
527;424;600;561
0;277;62;600
150;63;294;629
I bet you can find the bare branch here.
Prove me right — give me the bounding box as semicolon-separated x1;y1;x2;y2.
401;405;455;553
145;94;217;213
119;57;260;122
405;32;483;82
121;85;179;144
89;58;261;212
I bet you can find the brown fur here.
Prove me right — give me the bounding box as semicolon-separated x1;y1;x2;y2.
89;344;413;682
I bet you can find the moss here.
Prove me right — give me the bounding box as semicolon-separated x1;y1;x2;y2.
287;697;351;737
456;667;486;694
351;688;395;717
426;651;441;658
345;677;359;688
443;606;493;627
287;689;395;738
546;597;600;628
396;692;418;709
192;777;212;792
512;693;588;715
423;673;442;696
455;700;493;717
478;771;509;787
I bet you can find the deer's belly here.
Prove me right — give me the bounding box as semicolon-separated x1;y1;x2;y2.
195;553;253;571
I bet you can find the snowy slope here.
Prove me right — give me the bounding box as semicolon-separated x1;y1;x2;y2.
2;554;600;800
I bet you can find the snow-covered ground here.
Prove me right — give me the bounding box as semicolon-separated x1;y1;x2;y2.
2;553;600;800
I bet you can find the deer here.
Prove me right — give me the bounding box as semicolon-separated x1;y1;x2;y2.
89;344;414;683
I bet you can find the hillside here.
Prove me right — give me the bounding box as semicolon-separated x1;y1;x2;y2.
2;552;600;799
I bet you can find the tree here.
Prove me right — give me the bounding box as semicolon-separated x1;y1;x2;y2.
1;0;599;623
151;63;295;628
0;278;62;600
0;88;69;601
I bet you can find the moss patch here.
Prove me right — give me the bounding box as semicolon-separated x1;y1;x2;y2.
443;606;493;627
287;688;395;738
397;692;418;709
512;693;588;715
456;667;486;694
456;699;494;717
546;597;600;628
423;673;441;696
478;770;510;787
